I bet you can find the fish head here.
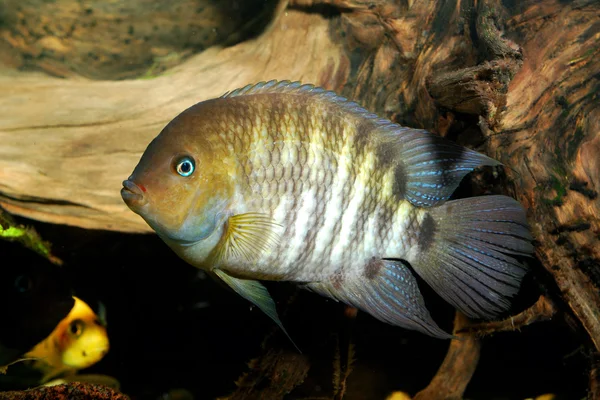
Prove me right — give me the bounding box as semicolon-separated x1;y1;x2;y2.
58;297;110;369
121;104;234;247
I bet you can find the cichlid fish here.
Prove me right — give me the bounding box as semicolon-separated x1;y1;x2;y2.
24;296;110;383
0;242;74;369
121;80;533;340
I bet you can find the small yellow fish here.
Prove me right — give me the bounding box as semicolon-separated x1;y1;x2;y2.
121;80;533;340
386;392;412;400
25;296;109;383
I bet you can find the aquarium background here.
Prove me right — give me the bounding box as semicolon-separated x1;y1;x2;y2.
0;0;598;399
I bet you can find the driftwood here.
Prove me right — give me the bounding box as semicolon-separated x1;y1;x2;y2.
1;0;599;397
414;313;480;400
0;0;279;79
463;295;557;336
0;2;347;233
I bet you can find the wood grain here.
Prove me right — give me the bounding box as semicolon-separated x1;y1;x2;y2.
0;7;349;233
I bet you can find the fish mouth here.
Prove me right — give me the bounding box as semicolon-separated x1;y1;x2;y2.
121;179;147;208
64;346;109;368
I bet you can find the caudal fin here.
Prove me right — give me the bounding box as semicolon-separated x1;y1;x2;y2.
412;195;534;319
306;259;452;339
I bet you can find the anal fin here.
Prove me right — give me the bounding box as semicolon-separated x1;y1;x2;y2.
305;259;451;339
213;269;300;352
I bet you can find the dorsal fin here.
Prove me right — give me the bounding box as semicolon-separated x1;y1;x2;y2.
221;80;306;98
374;124;501;207
220;79;385;121
222;80;329;99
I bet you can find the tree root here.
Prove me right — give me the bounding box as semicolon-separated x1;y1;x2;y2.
461;295;557;337
414;313;480;400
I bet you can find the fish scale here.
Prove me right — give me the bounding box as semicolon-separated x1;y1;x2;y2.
235;99;404;281
122;80;534;341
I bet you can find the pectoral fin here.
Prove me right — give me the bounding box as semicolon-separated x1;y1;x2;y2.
214;213;282;264
213;269;299;352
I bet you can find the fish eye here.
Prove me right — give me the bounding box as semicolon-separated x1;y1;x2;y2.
14;274;33;294
69;319;85;337
174;156;195;177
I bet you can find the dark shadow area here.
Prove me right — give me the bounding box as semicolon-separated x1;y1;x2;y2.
0;212;589;399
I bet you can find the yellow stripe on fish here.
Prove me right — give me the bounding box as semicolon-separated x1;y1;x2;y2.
121;80;534;341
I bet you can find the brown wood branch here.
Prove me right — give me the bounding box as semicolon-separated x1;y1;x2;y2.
426;0;523;126
475;0;523;60
485;0;600;351
426;59;518;118
414;312;481;400
461;295;557;336
537;247;600;352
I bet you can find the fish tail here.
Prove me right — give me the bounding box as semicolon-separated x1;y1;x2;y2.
412;195;534;320
306;259;452;339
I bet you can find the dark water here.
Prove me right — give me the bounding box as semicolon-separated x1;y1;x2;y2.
0;215;586;400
